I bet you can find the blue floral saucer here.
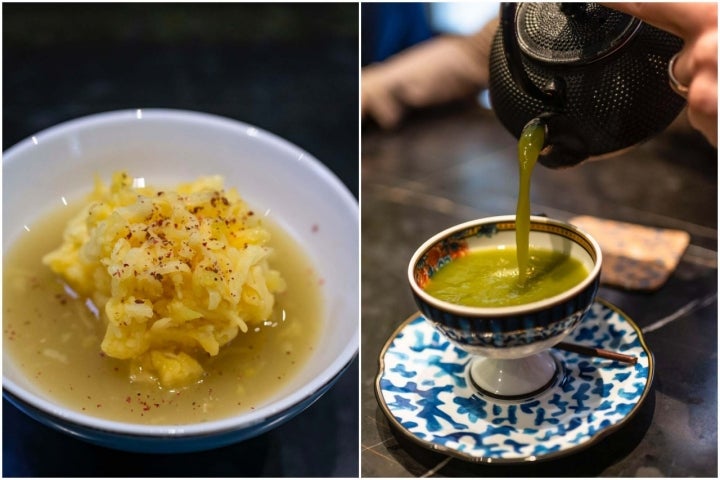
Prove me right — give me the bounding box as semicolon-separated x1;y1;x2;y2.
375;299;654;464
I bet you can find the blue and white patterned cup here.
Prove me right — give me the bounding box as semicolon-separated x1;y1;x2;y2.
408;215;602;398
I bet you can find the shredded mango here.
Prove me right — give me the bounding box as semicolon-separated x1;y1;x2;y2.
43;172;286;388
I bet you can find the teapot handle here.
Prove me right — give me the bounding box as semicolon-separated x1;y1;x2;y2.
500;3;563;106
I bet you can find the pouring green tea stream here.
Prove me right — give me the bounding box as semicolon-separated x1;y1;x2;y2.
515;119;545;283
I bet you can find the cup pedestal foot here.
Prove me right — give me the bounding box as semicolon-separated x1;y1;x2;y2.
469;350;559;400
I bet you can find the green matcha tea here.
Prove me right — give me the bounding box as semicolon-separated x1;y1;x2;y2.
515;120;545;281
423;246;588;307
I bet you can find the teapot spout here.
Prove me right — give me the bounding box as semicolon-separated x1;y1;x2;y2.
534;114;589;169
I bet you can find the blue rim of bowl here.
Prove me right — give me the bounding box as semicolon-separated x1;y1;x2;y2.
408;215;603;317
374;299;655;464
2;109;359;441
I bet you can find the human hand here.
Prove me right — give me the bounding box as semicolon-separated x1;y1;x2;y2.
607;2;717;147
362;20;498;130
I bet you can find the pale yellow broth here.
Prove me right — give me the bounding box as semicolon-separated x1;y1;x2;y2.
3;201;323;424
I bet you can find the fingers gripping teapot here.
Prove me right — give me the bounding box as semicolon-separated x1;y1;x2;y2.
488;3;686;168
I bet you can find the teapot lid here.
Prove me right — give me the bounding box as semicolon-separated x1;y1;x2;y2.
516;3;642;65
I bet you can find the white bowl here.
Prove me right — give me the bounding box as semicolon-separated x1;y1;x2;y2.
2;109;359;452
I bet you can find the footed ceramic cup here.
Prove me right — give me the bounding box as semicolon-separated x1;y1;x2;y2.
408;215;602;400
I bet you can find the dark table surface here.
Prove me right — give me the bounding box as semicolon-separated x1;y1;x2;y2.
3;3;358;477
361;102;717;477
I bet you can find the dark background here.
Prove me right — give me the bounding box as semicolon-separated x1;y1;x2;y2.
3;3;359;477
3;3;358;198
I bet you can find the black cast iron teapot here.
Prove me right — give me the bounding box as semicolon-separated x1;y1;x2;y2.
488;3;687;168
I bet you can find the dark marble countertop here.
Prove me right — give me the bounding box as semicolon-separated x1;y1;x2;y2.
3;3;358;477
361;103;717;477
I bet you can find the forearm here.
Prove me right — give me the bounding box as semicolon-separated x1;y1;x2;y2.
362;19;498;129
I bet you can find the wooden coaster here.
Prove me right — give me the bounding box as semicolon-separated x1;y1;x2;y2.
569;216;690;291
